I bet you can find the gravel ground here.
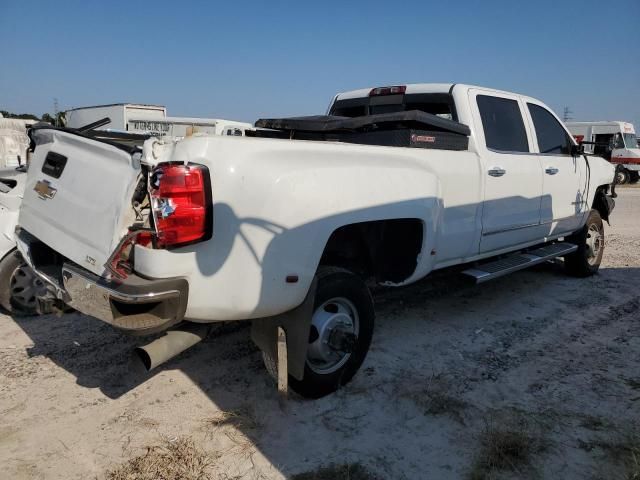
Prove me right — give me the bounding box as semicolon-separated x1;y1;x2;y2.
1;188;638;479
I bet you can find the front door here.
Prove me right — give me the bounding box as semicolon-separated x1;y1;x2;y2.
525;101;584;235
468;90;543;253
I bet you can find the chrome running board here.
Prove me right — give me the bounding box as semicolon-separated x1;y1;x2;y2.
462;243;578;283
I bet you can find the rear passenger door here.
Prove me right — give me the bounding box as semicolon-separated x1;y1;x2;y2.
468;90;543;253
525;102;584;234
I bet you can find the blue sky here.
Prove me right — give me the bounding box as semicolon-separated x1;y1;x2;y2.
1;0;638;127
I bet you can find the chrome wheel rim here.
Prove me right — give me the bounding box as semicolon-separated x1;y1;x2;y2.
616;171;627;184
9;263;46;311
585;223;603;265
307;297;359;375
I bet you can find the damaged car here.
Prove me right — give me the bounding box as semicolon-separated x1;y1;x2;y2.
0;168;46;314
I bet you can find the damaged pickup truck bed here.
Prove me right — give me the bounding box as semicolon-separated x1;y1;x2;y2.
16;83;616;398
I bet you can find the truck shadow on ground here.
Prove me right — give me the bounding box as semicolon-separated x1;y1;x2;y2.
9;259;639;476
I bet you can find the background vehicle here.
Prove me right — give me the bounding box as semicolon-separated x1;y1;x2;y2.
16;84;615;398
566;121;640;184
66;103;251;138
0;169;45;314
0;116;36;169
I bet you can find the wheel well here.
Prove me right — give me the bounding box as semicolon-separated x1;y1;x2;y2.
319;219;424;284
0;247;17;264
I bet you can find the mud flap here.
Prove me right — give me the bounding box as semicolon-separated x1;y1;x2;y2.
611;166;621;198
593;190;615;224
250;278;317;382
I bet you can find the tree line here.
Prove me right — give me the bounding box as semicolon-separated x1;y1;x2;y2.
1;110;66;126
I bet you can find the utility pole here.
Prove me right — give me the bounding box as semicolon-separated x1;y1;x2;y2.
53;98;59;127
563;106;573;122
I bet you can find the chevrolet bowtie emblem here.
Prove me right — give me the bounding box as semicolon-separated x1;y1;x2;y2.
34;180;57;200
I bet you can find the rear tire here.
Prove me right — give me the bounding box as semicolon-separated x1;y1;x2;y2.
564;210;604;277
263;266;375;399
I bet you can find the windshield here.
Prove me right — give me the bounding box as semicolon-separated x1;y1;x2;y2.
624;133;638;149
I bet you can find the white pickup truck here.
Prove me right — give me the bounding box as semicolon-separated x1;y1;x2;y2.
16;84;615;398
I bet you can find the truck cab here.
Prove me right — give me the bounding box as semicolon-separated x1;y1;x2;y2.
328;84;596;256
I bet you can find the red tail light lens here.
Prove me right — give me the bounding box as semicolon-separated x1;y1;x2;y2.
369;85;406;97
151;164;212;248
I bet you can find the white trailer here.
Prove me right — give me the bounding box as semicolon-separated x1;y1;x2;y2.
566;121;640;184
127;116;250;138
66;104;250;138
65;104;166;131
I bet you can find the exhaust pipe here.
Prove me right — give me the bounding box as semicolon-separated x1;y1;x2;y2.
135;322;210;371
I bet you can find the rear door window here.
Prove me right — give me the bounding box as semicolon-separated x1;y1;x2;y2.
477;95;529;152
527;103;572;154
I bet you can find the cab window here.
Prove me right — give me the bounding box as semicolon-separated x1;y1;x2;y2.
527;103;572;155
477;95;529;152
330;93;456;120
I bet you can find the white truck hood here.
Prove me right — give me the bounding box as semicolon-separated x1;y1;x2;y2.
18;129;142;276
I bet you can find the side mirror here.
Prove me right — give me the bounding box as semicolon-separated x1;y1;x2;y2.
571;143;584;156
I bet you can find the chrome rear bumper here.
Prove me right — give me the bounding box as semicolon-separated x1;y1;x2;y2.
62;263;187;333
16;227;188;334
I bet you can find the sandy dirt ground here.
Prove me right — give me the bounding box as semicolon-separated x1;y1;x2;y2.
1;188;638;479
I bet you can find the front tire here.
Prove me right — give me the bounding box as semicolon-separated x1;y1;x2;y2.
264;266;375;399
0;250;47;315
564;210;604;277
615;168;630;185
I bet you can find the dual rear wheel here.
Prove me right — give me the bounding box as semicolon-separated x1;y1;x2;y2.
263;267;375;399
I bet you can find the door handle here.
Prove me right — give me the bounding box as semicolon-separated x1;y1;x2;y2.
545;167;559;175
488;167;506;177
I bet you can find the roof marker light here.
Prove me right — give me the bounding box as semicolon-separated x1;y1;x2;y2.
369;85;407;97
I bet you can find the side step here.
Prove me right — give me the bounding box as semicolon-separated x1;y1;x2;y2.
461;242;578;284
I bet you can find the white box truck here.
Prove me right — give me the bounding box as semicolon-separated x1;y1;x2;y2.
566;121;640;184
65;103;167;131
66;103;250;138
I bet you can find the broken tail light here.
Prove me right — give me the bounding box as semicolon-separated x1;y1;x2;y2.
106;229;154;279
150;164;212;248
